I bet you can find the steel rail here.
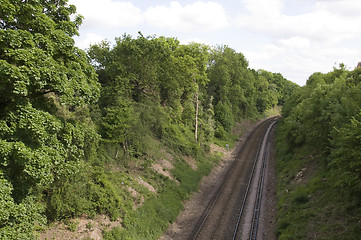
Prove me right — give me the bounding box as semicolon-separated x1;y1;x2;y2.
188;118;276;240
249;142;267;240
208;124;266;240
232;120;276;240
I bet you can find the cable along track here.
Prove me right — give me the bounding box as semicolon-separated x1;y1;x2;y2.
188;118;277;240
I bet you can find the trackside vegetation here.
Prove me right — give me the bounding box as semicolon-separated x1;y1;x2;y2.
276;64;361;239
0;0;299;239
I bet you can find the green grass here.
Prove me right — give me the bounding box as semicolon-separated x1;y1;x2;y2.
275;123;361;240
40;113;239;240
213;125;239;150
103;155;220;240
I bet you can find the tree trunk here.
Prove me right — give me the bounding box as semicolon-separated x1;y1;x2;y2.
195;90;199;143
115;147;119;158
123;141;129;160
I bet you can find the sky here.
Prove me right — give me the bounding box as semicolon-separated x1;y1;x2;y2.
68;0;361;86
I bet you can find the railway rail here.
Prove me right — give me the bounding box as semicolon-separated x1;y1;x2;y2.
188;117;277;240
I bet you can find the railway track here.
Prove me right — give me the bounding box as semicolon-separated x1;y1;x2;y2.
188;117;277;240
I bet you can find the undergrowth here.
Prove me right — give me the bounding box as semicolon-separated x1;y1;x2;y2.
41;112;229;239
103;155;218;240
36;94;247;239
275;123;361;240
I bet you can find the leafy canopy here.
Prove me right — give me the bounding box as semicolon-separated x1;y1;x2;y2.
0;0;100;238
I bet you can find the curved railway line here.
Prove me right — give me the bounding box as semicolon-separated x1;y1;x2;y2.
187;117;277;240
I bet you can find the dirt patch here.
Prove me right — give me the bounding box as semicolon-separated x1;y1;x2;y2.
232;119;253;136
294;167;307;183
182;155;197;170
136;177;157;193
127;186;145;209
160;150;174;162
209;143;228;155
292;156;318;186
159;158;174;169
209;142;234;162
152;159;174;180
39;215;121;240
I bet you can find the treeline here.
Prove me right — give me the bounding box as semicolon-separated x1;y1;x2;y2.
276;64;361;239
87;34;298;153
0;0;298;239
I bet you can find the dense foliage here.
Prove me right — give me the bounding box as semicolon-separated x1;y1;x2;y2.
85;34;297;239
88;35;297;148
276;65;361;239
0;0;298;239
0;0;100;238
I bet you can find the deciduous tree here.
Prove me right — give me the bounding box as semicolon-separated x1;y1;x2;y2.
0;0;100;237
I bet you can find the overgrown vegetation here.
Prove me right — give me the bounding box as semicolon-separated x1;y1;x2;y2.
276;64;361;239
0;0;298;239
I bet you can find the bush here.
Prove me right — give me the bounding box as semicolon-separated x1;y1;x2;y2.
276;218;291;237
0;173;46;239
292;191;309;205
214;123;227;139
214;103;234;132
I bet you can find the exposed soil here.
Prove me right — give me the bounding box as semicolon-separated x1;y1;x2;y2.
182;155;198;170
39;214;121;240
152;159;174;180
159;119;278;240
136;177;157;193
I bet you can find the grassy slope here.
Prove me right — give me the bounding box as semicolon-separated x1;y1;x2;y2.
101;121;245;239
38;123;243;239
275;124;361;240
103;151;218;239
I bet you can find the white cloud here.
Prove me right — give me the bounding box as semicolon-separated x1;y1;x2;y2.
244;43;286;62
256;44;361;85
75;33;106;49
242;0;283;17
236;0;361;44
179;38;211;46
243;50;274;75
280;37;310;49
144;1;229;32
70;0;143;29
315;0;361;17
234;0;361;85
283;45;361;82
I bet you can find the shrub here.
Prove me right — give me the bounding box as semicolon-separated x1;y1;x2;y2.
276;218;290;237
292;191;309;205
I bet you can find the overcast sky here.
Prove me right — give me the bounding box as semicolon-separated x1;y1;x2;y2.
69;0;361;86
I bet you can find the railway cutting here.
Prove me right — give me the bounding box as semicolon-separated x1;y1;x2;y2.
161;117;278;240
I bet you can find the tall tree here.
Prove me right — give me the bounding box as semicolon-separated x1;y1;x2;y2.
207;45;256;128
0;0;100;237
